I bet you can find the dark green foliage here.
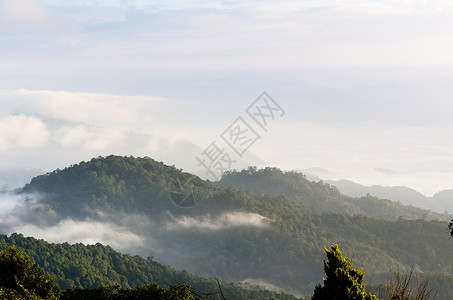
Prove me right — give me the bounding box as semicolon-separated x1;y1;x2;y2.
0;246;60;300
22;155;215;219
0;234;300;300
61;283;196;300
0;246;202;300
312;245;377;300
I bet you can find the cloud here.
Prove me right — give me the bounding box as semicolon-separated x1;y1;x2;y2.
165;212;269;231
0;0;52;30
258;122;453;196
55;124;123;150
0;190;154;255
0;192;25;217
17;89;160;126
374;168;397;175
0;114;49;151
0;89;267;176
0;190;269;261
241;278;286;294
14;219;144;252
0;89;164;136
0;191;56;234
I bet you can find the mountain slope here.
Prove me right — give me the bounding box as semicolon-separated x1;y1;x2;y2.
0;233;299;300
218;167;450;221
7;156;453;297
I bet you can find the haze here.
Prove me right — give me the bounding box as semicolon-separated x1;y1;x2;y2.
1;0;453;196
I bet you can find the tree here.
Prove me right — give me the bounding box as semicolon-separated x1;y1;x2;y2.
0;246;60;300
312;244;378;300
163;284;196;300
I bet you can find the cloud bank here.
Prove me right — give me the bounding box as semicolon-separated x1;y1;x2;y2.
14;219;144;252
0;114;49;151
1;0;453;198
165;212;269;231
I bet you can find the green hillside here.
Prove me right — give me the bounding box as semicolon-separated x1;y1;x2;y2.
23;155;215;219
218;167;450;221
0;233;299;300
13;156;453;297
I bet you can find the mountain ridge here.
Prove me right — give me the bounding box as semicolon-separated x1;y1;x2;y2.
2;155;453;297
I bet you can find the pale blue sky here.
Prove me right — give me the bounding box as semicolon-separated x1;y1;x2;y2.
1;0;453;195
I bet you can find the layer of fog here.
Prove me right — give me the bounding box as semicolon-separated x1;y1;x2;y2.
14;219;144;253
0;191;23;216
0;191;270;257
3;89;453;209
241;278;286;294
0;191;155;255
0;188;285;294
165;212;269;231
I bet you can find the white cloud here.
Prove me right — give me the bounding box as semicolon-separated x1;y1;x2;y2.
14;219;144;251
399;0;453;12
0;89;163;129
0;192;24;216
0;0;52;30
1;0;453;199
0;114;49;151
255;121;453;196
0;192;152;254
25;90;154;125
43;0;230;11
55;124;123;150
165;212;269;231
0;89;219;172
241;278;286;294
43;0;453;15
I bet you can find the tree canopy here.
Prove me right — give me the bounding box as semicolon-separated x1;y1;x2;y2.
0;234;299;300
313;245;377;300
0;246;60;299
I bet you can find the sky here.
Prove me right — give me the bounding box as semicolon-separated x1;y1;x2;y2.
1;0;453;196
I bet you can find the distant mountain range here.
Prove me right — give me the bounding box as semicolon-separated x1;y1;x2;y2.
220;167;452;222
301;170;453;214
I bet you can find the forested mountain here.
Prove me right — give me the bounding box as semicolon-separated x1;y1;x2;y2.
218;167;450;221
3;155;453;297
22;156;215;219
0;233;298;300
